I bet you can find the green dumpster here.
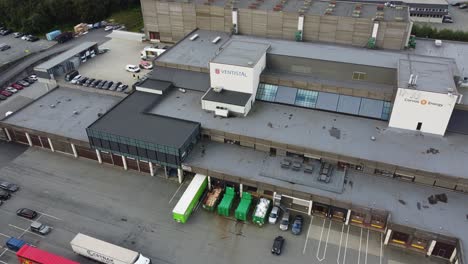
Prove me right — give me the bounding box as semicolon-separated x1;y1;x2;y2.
235;192;252;221
217;187;235;216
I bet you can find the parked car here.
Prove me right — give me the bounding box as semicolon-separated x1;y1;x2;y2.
279;211;290;231
269;206;280;224
459;3;467;8
5;87;17;93
0;90;12;97
125;64;140;73
109;81;121;91
97;80;107;89
90;80;101;88
98;48;110;55
16;208;38;219
139;61;153;70
0;180;19;192
291;215;304;235
30;221;52;235
6;237;26;251
0;29;12;36
84;78;95;87
443;17;454;23
78;77;89;85
28;36;39;42
0;44;11;51
70;74;82;84
104;25;114;31
23;77;35;84
29;74;38;81
0;189;11;200
21;34;32;40
16;80;30;87
11;83;24;90
13;32;24;38
0;95;6;100
271;236;285;255
65;70;79;82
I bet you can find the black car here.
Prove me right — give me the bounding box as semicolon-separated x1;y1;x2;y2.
0;95;6;100
103;81;113;90
84;78;95;87
97;80;107;89
16;208;38;219
78;77;89;85
271;236;285;255
0;45;11;51
291;215;304;235
0;181;19;192
109;81;121;91
0;190;11;200
28;36;39;42
90;80;101;88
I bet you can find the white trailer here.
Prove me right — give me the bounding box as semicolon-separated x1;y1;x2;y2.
70;233;151;264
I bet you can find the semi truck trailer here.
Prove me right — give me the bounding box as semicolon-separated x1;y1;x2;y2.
70;233;151;264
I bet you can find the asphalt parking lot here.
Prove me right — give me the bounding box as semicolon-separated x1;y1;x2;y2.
0;35;55;67
75;36;150;88
416;5;468;31
0;146;449;264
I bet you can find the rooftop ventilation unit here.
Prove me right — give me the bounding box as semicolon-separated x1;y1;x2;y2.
212;36;222;44
190;34;199;41
213;86;223;93
408;74;418;87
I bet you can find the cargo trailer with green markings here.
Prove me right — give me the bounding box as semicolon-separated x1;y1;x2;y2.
172;174;207;223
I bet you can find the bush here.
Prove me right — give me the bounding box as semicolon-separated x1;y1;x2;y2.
412;24;468;42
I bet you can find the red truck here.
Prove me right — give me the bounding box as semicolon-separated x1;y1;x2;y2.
16;245;79;264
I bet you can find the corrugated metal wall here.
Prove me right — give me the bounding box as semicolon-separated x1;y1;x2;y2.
142;0;409;50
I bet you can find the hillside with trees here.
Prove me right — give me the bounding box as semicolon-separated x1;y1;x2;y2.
0;0;140;34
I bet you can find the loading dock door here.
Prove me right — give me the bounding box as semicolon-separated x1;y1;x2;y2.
275;193;311;215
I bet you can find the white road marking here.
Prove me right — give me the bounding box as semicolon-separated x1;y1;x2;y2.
342;225;350;264
380;232;384;264
9;224;44;238
358;228;363;264
0;249;8;258
336;223;345;264
365;229;370;264
169;181;185;204
316;219;332;262
303;215;314;255
0;259;7;264
37;211;62;221
0;233;9;239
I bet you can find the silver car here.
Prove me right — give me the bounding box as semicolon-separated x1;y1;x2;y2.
30;221;52;235
279;211;290;231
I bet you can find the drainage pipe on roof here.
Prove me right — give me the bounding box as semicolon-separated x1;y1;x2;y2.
297;15;304;41
232;9;238;34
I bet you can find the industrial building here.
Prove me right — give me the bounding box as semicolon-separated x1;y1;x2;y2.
141;0;412;50
1;26;467;264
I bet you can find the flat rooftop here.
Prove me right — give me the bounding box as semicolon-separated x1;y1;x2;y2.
34;42;97;72
157;30;458;75
211;40;269;67
166;0;409;21
184;140;468;258
150;88;468;180
2;87;121;141
398;59;457;94
156;30;230;69
202;88;252;106
88;91;200;149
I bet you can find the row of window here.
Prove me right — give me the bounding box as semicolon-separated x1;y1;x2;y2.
410;14;445;18
410;7;448;12
256;83;393;120
87;129;179;155
89;137;181;167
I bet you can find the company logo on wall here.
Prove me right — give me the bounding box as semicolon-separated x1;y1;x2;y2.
404;98;443;107
215;68;247;77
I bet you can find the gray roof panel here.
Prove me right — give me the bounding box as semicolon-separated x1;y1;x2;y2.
337;95;361;115
316;92;339;111
202;88;251;107
35;42;98;71
275;86;298;105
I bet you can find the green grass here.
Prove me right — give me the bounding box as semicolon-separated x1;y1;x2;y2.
108;6;144;33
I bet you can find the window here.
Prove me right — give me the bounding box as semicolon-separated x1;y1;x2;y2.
294;89;319;108
381;101;392;120
352;72;367;81
256;83;278;102
128;145;138;156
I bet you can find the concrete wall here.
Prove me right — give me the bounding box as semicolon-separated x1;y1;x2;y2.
267;55;397;86
141;0;410;50
389;88;458;135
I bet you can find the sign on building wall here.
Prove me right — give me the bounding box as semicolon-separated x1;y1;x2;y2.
210;62;254;94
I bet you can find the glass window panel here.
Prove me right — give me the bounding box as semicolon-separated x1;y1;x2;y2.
119;143;129;154
256;83;278;102
137;147;148;158
128;145;138;156
295;89;318;108
381;101;393;120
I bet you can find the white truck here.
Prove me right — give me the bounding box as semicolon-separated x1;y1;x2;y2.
70;233;151;264
140;45;167;60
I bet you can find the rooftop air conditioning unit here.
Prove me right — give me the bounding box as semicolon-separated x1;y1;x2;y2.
212;36;221;44
215;108;229;117
190;34;199;41
213;86;223;93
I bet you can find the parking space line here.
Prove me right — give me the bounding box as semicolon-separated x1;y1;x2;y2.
380;233;383;264
169;180;185;204
0;233;9;239
0;259;7;264
357;228;363;264
316;218;332;262
9;224;44;238
342;225;350;264
365;229;369;264
37;211;62;221
0;249;8;258
336;223;345;264
302;215;314;255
